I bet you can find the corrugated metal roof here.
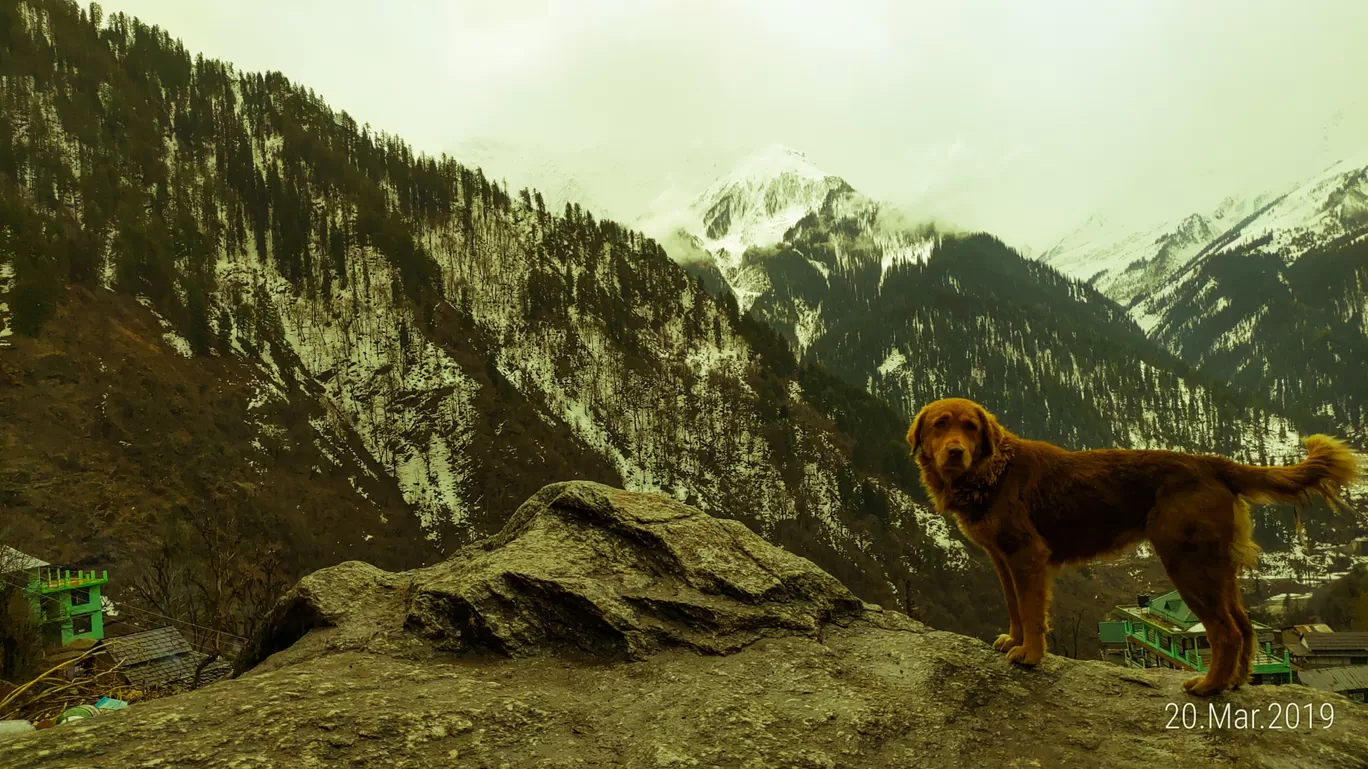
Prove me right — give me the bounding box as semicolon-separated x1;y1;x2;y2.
1302;632;1368;653
104;626;193;667
1297;665;1368;693
0;545;48;572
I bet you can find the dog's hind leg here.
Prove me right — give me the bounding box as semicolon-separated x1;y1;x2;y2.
987;549;1023;652
1150;491;1245;695
1171;578;1242;696
1228;587;1256;689
1228;500;1259;689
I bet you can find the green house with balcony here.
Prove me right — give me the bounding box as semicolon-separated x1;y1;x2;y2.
3;546;109;647
1098;590;1293;686
37;566;110;646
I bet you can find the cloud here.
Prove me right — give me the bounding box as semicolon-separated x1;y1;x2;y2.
106;0;1368;249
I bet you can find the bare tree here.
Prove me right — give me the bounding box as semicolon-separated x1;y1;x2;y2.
1049;607;1087;659
121;508;289;664
0;539;44;684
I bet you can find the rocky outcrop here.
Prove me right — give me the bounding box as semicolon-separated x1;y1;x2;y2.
4;482;1367;768
234;481;896;674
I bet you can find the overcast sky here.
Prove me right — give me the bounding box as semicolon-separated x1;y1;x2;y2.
105;0;1368;249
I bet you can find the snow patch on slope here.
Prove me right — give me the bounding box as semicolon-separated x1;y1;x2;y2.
878;348;908;377
877;231;937;290
792;297;826;356
0;261;12;343
217;235;482;539
133;295;195;357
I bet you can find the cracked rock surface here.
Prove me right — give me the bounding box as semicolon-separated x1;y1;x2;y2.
5;481;1366;768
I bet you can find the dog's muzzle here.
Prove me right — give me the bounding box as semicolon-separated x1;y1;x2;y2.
939;445;971;473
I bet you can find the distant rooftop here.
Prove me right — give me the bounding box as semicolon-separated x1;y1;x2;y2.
1117;590;1272;635
1147;591;1199;626
103;626;230;689
1302;632;1368;654
0;545;48;573
1297;665;1368;693
105;626;193;668
1285;623;1335;635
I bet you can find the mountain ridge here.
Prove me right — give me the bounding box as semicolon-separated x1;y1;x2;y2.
655;146;1368;568
1037;153;1368;448
0;0;1007;643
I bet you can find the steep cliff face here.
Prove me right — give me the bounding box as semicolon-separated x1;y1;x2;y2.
0;0;980;628
5;482;1366;769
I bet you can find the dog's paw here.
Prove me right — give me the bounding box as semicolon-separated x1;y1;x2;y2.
992;634;1019;651
1005;645;1043;667
1182;675;1225;697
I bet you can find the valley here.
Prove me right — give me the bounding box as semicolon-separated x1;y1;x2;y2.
1;0;1366;674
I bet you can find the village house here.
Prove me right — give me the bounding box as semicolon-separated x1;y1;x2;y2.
1098;590;1294;685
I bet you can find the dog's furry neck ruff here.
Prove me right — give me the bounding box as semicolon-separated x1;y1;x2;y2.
921;438;1016;512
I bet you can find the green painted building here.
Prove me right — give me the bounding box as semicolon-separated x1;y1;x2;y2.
4;547;109;647
37;566;110;646
1098;590;1294;686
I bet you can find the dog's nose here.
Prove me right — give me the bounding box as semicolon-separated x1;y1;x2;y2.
947;447;965;461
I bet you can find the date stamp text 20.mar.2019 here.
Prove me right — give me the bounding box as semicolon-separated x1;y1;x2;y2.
1164;701;1339;731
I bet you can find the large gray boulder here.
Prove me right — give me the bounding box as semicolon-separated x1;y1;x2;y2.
233;481;900;673
4;481;1366;768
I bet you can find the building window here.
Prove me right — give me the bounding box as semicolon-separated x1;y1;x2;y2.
72;613;93;636
1351;657;1367;666
71;587;91;607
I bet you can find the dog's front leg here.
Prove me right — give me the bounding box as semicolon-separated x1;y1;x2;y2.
987;550;1022;651
1003;546;1053;667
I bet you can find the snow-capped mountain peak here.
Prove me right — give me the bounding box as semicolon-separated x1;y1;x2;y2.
686;144;852;264
1039;192;1273;309
1043;153;1368;308
1211;154;1368;260
704;144;829;190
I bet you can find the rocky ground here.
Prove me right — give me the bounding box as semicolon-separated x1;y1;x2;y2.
4;481;1365;768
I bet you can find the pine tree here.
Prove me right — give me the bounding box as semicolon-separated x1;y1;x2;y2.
215;307;234;354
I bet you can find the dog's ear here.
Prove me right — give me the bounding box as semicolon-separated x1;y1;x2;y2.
975;405;1005;459
907;406;929;456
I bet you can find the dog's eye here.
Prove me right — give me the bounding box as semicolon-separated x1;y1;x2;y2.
964;421;979;431
934;417;949;428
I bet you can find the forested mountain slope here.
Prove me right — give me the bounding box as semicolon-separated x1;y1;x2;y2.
659;157;1365;554
1041;158;1368;446
0;0;1015;635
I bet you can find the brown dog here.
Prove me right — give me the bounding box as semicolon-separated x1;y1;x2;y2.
908;397;1359;695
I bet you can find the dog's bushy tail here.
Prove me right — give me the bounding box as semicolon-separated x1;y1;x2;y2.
1219;435;1359;508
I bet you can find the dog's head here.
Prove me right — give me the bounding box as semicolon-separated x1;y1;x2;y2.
907;397;1006;481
